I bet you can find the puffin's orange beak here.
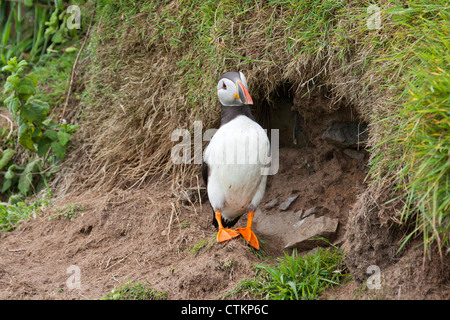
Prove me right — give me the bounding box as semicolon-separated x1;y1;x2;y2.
236;81;253;105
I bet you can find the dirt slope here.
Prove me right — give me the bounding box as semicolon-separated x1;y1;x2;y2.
0;185;258;299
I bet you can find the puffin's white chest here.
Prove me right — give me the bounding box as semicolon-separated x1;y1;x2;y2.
204;116;269;219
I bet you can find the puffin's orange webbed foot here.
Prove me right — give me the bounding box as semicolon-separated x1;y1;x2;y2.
236;211;259;250
215;211;240;243
217;228;240;242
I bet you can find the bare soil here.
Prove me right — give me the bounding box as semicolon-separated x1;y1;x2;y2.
0;185;258;299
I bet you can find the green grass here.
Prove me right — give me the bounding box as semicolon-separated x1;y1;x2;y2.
49;203;84;221
395;33;449;257
185;236;215;255
366;3;450;257
231;246;348;300
101;280;167;300
31;50;78;108
0;189;51;232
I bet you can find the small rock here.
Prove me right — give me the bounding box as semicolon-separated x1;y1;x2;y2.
343;148;365;162
322;122;368;148
253;209;299;240
279;195;298;211
294;209;303;218
264;198;279;210
285;215;339;250
293;219;305;228
302;206;323;219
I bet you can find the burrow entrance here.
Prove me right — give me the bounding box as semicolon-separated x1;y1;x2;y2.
252;84;370;253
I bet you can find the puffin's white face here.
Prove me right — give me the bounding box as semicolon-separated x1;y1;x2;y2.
217;71;253;107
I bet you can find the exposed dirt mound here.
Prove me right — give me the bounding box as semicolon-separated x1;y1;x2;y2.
343;195;450;300
0;185;261;299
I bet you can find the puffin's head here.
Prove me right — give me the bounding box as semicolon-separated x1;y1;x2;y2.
217;71;253;107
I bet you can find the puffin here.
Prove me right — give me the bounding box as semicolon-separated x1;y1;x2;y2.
202;71;270;250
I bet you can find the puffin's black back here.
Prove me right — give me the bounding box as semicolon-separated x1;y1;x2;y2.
220;105;255;127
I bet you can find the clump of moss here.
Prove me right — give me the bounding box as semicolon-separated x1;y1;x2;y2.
102;280;167;300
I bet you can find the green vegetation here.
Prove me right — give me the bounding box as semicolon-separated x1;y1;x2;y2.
101;280;167;300
0;1;88;233
1;57;78;196
0;0;82;67
359;3;449;257
49;203;84;221
0;186;50;232
179;221;190;228
387;10;449;257
0;54;78;232
32;51;79;108
186;237;214;255
232;247;348;300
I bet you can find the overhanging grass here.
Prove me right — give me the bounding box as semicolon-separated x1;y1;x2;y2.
367;4;450;256
397;31;449;256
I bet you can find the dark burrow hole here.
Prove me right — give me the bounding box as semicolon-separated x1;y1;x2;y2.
252;83;370;253
80;225;93;235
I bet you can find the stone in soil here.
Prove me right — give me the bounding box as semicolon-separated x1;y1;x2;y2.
279;195;298;211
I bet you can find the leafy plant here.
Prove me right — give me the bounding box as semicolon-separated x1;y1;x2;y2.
1;57;78;196
0;149;14;170
44;0;79;54
0;0;82;67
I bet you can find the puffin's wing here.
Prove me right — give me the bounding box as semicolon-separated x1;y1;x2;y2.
201;160;209;186
202;159;219;228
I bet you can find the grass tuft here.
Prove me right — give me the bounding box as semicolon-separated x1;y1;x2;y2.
0;191;51;232
49;203;85;221
232;246;348;300
367;3;450;256
101;280;167;300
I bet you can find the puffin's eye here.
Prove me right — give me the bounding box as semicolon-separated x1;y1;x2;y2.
222;82;227;90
